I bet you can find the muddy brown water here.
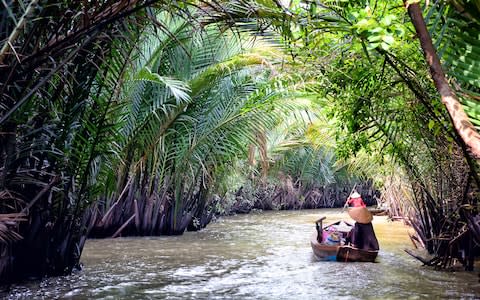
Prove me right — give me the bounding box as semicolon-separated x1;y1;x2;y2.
6;209;480;299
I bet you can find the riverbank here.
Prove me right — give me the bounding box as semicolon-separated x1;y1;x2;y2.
220;182;379;216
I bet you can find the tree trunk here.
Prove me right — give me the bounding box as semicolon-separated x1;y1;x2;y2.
406;2;480;158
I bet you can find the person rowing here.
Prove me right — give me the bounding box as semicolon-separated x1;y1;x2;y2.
345;191;366;208
344;191;379;252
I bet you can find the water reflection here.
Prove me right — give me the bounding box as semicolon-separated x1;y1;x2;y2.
5;209;480;299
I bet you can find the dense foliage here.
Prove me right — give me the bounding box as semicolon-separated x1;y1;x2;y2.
89;14;289;237
0;0;202;281
279;0;480;268
203;0;480;268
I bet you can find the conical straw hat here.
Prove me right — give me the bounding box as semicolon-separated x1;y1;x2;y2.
348;207;373;224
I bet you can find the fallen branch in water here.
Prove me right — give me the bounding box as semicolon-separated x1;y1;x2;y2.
404;248;438;266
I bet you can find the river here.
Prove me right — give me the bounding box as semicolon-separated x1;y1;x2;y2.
5;209;480;299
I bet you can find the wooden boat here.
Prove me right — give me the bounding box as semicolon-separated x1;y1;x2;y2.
310;232;339;261
310;217;378;262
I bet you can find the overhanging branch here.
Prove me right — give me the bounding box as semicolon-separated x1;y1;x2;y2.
406;1;480;159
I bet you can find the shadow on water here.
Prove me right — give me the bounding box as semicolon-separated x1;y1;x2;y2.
5;209;480;299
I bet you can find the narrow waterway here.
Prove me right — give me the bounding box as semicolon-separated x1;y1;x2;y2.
6;209;480;299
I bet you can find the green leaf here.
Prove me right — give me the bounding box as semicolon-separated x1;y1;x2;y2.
134;67;191;103
380;14;396;27
368;35;382;42
382;35;395;45
380;42;390;50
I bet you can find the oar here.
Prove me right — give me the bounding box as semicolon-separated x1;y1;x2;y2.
342;183;357;213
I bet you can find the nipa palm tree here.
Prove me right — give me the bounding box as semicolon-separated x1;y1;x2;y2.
88;12;283;237
0;0;199;282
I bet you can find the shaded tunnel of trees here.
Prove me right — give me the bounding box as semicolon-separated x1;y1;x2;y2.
1;0;480;283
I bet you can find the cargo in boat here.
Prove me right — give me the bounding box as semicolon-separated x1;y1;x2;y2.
310;217;378;262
